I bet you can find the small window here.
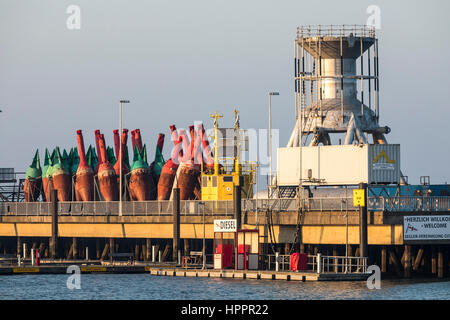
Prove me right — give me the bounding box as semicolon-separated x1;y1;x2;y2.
202;176;208;187
223;176;233;182
212;176;218;187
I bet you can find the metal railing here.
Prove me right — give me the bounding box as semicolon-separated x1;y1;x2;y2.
369;196;450;212
0;200;234;216
265;253;368;274
298;25;376;39
310;255;368;274
2;196;449;216
266;254;292;271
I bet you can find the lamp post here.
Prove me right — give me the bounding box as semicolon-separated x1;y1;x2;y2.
268;92;279;197
119;100;130;217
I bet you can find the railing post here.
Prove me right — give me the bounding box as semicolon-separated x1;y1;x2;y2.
275;252;279;272
317;253;322;274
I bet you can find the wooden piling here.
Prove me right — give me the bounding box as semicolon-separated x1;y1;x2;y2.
438;246;444;278
403;245;412;278
38;243;45;257
16;236;21;256
389;248;402;277
333;247;339;273
161;244;170;262
381;246;387;273
101;242;109;261
184;239;189;255
135;242;140;261
66;244;73;260
146;239;151;261
431;246;437;274
413;246;424;271
72;237;78;259
96;239;101;259
109;238;115;262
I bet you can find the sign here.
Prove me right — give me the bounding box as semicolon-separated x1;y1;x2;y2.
404;215;450;242
372;150;395;170
214;219;237;233
353;189;365;207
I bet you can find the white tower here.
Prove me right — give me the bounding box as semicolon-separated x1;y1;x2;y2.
291;25;390;146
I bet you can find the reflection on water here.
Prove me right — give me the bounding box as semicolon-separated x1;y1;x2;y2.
0;274;449;300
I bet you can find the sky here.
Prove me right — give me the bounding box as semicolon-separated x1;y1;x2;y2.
1;0;449;187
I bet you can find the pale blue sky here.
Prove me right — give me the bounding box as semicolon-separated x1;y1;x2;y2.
1;0;449;186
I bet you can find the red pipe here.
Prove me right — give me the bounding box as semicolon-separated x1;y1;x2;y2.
113;129;129;176
178;130;191;163
156;133;165;153
170;125;183;164
113;129;120;160
121;129;129;160
200;124;214;165
95;130;103;164
189;125;195;162
170;136;183;163
130;129;136;154
134;129;143;153
99;134;108;163
76;130;88;167
194;125;203;165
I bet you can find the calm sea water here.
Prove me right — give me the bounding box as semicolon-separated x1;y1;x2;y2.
0;274;449;300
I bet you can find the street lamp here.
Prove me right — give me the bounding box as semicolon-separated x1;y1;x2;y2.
119;100;130;217
268;92;279;197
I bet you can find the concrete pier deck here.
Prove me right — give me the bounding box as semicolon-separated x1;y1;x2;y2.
147;267;370;282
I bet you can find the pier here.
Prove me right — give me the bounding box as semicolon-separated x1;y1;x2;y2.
1;192;449;279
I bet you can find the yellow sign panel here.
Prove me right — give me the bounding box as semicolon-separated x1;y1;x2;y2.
353;189;365;207
80;266;107;272
13;267;39;273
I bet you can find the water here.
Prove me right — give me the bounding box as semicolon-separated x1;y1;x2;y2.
0;274;449;300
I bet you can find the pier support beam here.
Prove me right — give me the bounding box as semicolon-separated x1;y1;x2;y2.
431;246;437;274
96;239;101;259
403;245;412;278
72;237;78;260
109;238;115;262
172;188;180;262
135;242;140;261
333;247;339;273
101;241;109;261
146;239;151;261
16;237;21;256
389;248;402;277
438;246;444;278
381;246;387;273
234;185;242;230
50;190;59;259
413;246;424;271
358;183;368;258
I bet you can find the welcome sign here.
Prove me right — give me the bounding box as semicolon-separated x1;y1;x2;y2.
404;215;450;242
